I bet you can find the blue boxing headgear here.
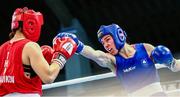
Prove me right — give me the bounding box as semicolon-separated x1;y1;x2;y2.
97;24;127;50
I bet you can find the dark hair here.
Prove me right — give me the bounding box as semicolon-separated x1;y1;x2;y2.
9;32;15;39
9;21;23;39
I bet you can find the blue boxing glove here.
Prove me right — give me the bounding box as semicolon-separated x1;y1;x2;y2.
151;45;175;69
54;32;84;53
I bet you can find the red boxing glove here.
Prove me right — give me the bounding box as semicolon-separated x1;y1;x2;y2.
52;37;77;69
41;45;54;64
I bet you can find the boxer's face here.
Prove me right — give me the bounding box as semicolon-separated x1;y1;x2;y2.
101;35;118;55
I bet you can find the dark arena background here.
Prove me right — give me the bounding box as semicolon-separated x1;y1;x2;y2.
0;0;180;96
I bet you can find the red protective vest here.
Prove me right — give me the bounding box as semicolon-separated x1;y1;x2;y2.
0;39;42;96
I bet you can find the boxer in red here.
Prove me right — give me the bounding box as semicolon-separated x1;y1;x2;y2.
0;7;77;97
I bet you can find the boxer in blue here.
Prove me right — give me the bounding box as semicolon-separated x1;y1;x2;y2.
55;24;180;97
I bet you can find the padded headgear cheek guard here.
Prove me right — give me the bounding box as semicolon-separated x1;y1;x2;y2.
11;7;44;42
97;23;127;50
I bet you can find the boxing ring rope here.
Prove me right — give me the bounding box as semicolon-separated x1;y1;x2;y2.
42;64;180;96
42;64;167;90
42;72;115;90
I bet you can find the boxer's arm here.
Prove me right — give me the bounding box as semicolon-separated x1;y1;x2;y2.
173;59;180;72
143;43;155;56
55;32;116;73
80;45;116;73
25;42;61;84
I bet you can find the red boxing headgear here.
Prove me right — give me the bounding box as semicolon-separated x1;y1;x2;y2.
11;7;44;42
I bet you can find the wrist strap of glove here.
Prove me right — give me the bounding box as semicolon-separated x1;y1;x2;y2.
167;58;176;71
51;52;67;69
76;40;84;53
